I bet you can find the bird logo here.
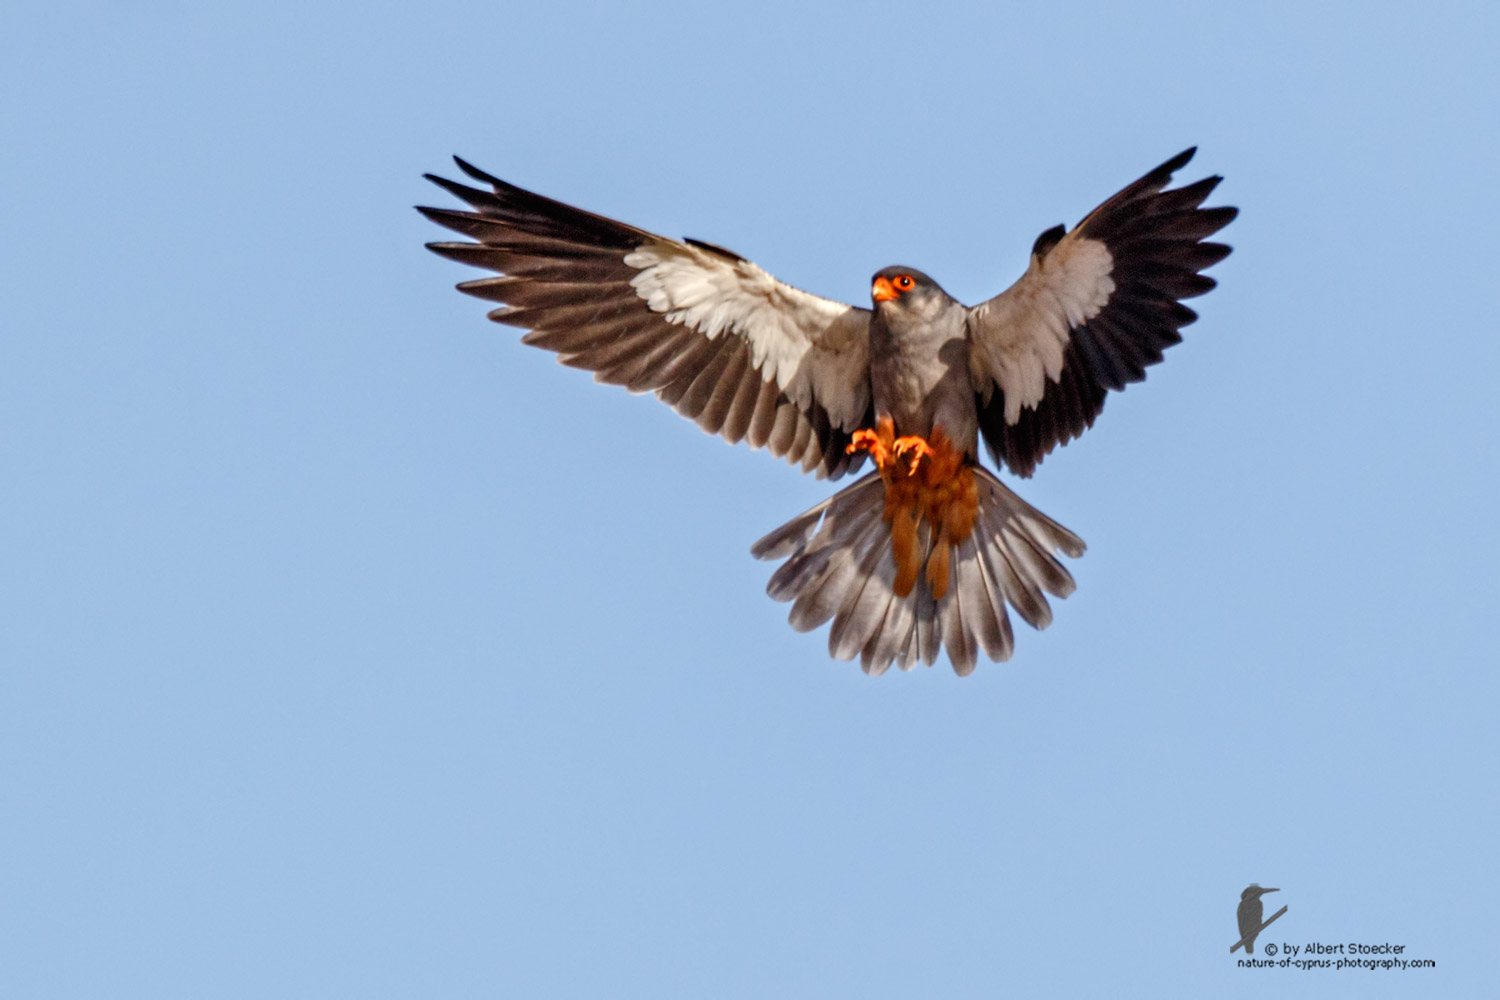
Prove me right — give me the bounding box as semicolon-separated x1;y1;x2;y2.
1232;884;1287;954
420;150;1235;674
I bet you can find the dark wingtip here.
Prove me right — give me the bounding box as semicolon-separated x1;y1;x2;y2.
1156;147;1196;180
1031;223;1067;259
416;205;491;238
424;241;487;265
453;155;504;188
421;172;495;206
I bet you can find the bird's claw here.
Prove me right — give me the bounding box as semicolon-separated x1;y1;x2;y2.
846;421;942;477
846;426;893;469
891;435;936;475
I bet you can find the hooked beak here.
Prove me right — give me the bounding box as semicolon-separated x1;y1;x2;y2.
872;276;899;302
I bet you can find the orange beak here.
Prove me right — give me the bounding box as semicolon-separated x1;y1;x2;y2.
872;276;899;302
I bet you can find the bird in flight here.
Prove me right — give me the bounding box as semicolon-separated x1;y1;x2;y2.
419;148;1235;675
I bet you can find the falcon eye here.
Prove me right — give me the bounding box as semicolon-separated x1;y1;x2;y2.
894;275;914;291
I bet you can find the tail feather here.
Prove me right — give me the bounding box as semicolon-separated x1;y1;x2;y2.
765;498;878;603
901;609;922;670
970;530;1017;662
765;545;835;603
827;526;892;658
762;486;877;609
852;514;926;675
913;561;941;667
954;536;1006;665
939;571;977;676
787;503;884;633
753;467;1086;675
860;556;914;676
1009;526;1076;598
982;510;1052;630
749;474;873;561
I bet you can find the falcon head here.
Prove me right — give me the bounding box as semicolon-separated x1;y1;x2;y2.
871;266;955;334
871;265;951;315
871;265;938;303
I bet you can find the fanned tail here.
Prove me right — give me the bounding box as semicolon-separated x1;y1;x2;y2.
751;468;1085;676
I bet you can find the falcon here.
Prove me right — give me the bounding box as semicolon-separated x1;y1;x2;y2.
419;148;1236;675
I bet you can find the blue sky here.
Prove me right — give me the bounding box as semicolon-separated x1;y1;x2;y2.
3;0;1497;996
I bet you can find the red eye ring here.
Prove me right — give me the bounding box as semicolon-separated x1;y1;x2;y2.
894;275;914;291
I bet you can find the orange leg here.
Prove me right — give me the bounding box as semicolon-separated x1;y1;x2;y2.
847;422;979;600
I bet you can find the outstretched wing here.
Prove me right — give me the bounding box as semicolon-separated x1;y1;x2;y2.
420;160;874;478
966;148;1237;476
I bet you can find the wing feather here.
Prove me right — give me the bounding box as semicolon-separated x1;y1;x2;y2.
967;149;1237;476
420;161;874;478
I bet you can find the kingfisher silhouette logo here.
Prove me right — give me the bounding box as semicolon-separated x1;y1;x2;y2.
1231;884;1287;953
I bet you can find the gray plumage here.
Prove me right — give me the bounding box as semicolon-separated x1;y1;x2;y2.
420;149;1236;674
751;467;1082;675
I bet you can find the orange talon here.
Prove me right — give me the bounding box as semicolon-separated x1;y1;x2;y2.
849;420;979;601
846;416;896;468
891;435;937;475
